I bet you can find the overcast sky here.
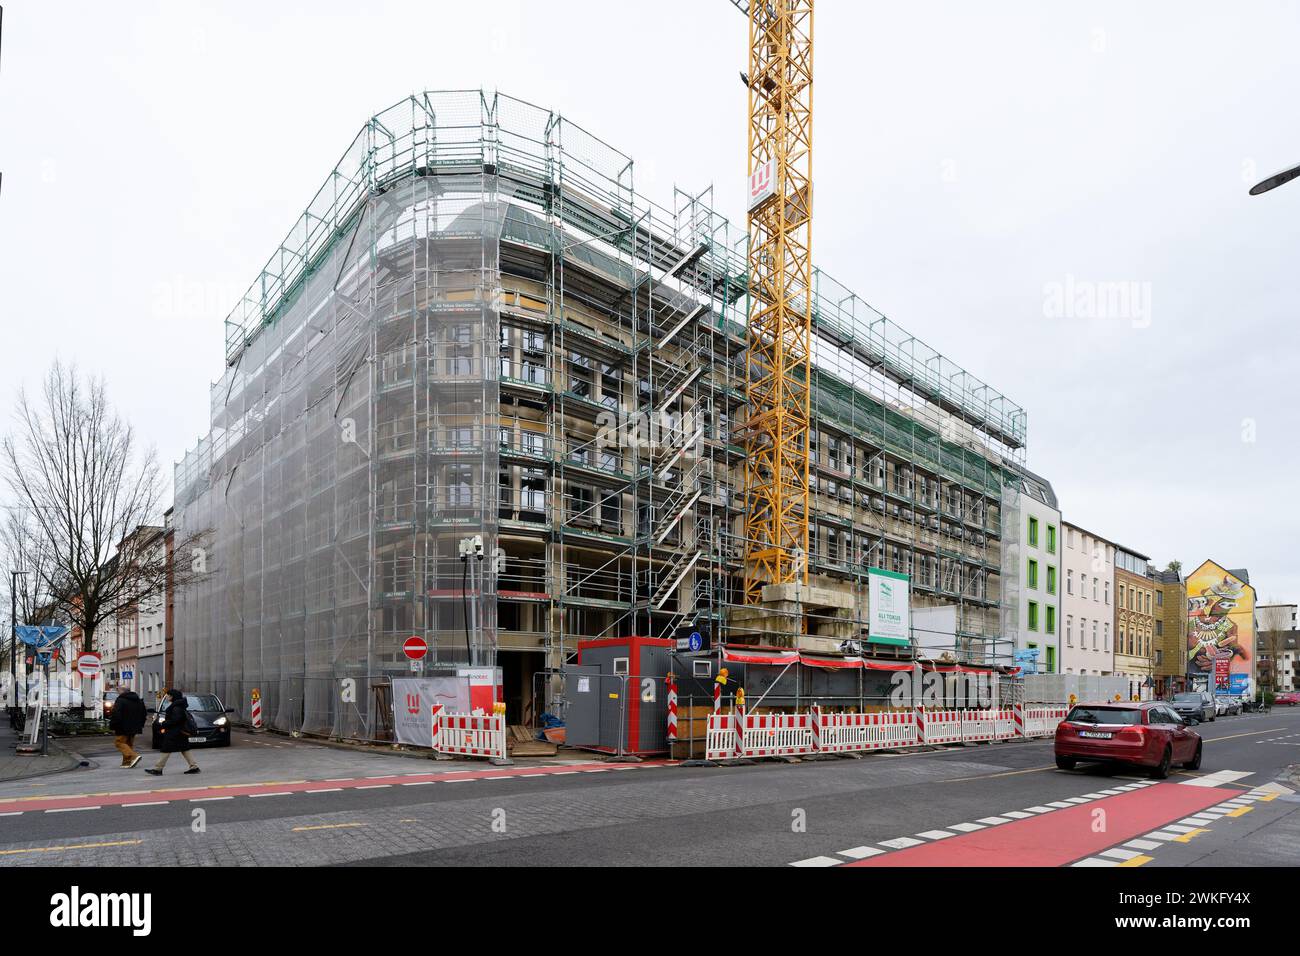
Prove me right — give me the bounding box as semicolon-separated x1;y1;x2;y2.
2;1;1297;604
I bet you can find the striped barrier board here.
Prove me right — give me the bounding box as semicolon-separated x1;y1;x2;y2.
1023;706;1069;738
432;710;507;760
919;710;964;745
961;708;1016;742
705;714;733;761
819;711;918;753
738;712;814;758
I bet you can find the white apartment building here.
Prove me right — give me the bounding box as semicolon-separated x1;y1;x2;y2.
1061;522;1114;675
1007;469;1061;674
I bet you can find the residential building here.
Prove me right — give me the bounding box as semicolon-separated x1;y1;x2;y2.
1006;469;1060;674
1114;544;1155;700
170;92;1030;736
1148;567;1187;697
1060;522;1113;676
1185;561;1255;698
1255;629;1297;693
108;525;165;697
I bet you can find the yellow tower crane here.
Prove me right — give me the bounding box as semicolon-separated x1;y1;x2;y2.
731;0;815;606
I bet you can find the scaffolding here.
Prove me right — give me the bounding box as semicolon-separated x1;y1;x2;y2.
173;90;1027;738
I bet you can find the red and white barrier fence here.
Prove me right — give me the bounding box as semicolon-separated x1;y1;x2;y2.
703;703;1065;761
918;710;964;745
1020;705;1069;738
960;708;1016;742
820;711;919;752
431;705;507;760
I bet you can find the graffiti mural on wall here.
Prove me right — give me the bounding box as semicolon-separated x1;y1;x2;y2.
1186;560;1255;696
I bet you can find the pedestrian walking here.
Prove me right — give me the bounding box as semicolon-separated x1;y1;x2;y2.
108;688;146;768
144;689;201;776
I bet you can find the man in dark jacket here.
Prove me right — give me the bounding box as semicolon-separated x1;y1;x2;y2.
107;689;147;768
145;689;201;775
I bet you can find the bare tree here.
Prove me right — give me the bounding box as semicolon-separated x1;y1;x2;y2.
1257;600;1293;694
2;362;171;655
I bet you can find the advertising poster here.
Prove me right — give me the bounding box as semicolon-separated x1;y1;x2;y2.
868;567;911;646
1185;560;1255;695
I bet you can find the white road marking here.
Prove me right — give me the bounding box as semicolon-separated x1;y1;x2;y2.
790;856;843;867
355;784;391;790
1023;806;1054;813
248;792;292;798
1002;811;1034;819
190;796;233;802
837;846;885;860
948;822;986;832
1143;831;1183;842
45;806;100;813
1073;857;1119;867
1181;770;1253;787
1164;824;1197;833
1123;839;1161;851
916;829;956;840
1047;801;1074;808
880;837;924;850
1099;847;1143;861
976;816;1013;825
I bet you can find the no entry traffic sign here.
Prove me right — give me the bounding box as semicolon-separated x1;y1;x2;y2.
76;652;102;678
403;636;428;661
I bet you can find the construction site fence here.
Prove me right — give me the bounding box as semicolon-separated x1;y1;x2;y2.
701;703;1067;761
431;707;508;761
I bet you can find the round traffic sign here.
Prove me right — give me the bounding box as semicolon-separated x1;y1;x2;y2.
402;636;428;661
76;652;102;677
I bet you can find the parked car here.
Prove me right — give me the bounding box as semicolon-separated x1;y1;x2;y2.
1055;701;1202;779
149;693;234;748
1273;692;1300;706
1169;690;1215;723
1215;695;1241;717
102;690;119;715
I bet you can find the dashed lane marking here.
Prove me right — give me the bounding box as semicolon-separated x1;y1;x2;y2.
0;840;143;856
291;822;365;832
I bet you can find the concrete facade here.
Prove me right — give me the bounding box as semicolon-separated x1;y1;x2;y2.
1009;470;1060;674
1114;544;1155;700
1060;522;1114;676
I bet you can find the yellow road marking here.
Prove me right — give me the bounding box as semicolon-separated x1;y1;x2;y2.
0;840;143;856
1173;828;1208;843
291;822;365;832
1205;727;1286;743
943;766;1056;782
1257;793;1279;802
1118;855;1153;867
1226;806;1253;818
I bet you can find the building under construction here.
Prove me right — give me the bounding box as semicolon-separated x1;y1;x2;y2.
172;91;1028;737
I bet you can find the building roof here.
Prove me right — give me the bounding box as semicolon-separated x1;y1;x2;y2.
1113;543;1152;562
1011;464;1058;509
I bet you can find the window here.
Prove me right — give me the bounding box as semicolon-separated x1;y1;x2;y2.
1047;525;1057;554
1046;645;1056;673
1066;615;1073;646
1027;559;1039;589
1047;565;1057;595
1067;569;1074;595
1028;601;1039;631
1104;581;1110;605
1092;578;1098;601
1028;516;1039;547
1046;605;1056;635
1093;621;1099;650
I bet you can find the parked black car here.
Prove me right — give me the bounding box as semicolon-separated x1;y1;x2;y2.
1169;690;1216;724
150;693;234;748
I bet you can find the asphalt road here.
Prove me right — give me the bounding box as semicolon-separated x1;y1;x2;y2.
0;708;1297;867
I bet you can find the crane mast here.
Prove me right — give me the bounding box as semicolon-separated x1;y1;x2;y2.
734;0;814;606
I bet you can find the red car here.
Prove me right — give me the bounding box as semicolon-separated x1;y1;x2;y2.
1054;701;1202;779
1273;692;1300;706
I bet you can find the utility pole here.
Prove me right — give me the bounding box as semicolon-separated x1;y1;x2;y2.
10;569;27;719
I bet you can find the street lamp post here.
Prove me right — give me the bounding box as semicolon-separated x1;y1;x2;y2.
1249;161;1300;196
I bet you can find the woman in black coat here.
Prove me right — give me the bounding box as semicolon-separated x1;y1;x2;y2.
145;689;201;776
